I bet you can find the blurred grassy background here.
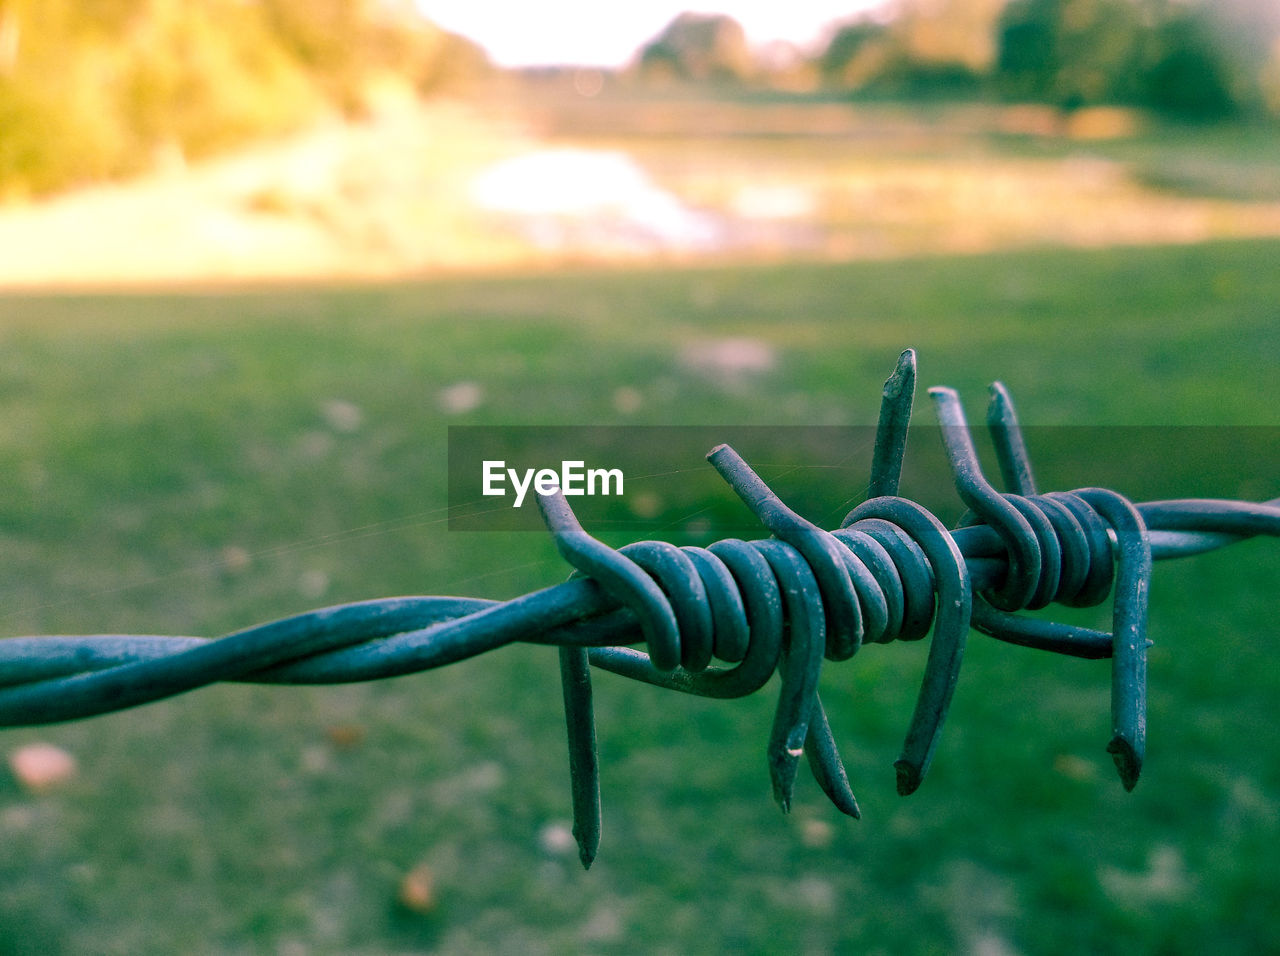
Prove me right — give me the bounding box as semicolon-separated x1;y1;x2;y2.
0;239;1277;953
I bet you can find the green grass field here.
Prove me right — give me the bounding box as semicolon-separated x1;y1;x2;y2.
0;238;1278;954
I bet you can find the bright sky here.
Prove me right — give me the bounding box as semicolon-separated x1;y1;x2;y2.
418;2;886;68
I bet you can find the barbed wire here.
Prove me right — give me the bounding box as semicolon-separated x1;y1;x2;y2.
1;349;1276;868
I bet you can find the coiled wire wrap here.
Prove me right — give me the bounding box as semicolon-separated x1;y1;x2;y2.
0;349;1277;868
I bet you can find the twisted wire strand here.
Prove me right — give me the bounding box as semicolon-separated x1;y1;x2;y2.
2;500;1269;700
1;348;1276;868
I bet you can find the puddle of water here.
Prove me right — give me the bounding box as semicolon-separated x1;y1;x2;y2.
468;148;728;254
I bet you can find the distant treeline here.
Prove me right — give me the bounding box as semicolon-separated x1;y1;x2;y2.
637;0;1280;121
0;0;487;197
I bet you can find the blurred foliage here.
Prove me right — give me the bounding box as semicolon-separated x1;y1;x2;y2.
993;0;1250;119
817;14;988;99
258;0;489;114
807;0;1280;119
0;0;488;198
634;12;756;85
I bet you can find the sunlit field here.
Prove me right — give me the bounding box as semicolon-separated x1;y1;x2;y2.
4;88;1280;287
522;87;1280;261
0;236;1277;953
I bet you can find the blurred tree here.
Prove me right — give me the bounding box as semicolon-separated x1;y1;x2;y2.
820;1;998;98
1143;10;1237;119
635;12;754;84
0;0;487;197
995;0;1145;109
259;0;488;111
814;0;1277;116
894;0;1008;72
994;0;1058;100
1199;0;1280;117
120;1;320;158
995;0;1252;118
819;19;894;87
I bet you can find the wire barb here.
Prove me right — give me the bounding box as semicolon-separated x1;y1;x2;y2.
0;349;1277;864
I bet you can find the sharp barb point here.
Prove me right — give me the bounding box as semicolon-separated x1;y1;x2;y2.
894;760;922;797
1108;736;1143;792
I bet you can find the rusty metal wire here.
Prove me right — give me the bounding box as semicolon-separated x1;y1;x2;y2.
2;349;1277;868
